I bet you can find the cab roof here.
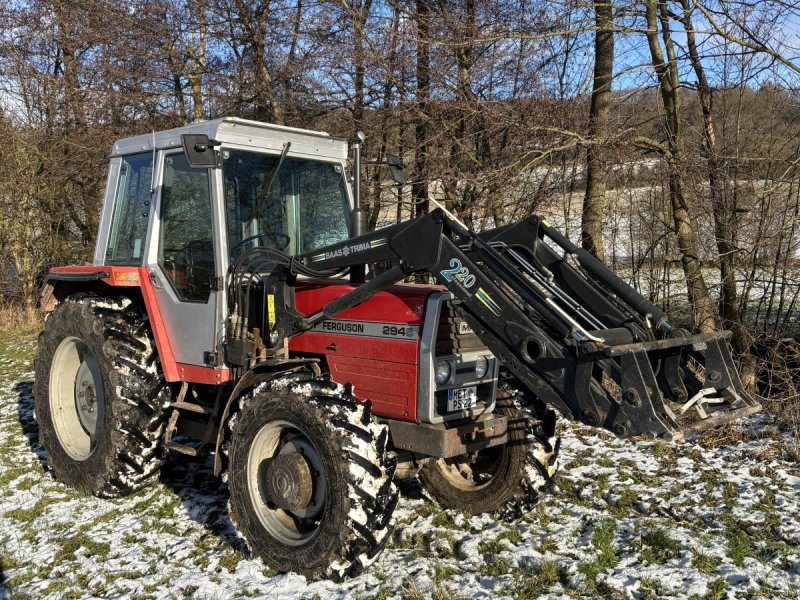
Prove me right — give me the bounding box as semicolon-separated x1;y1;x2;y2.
111;117;349;162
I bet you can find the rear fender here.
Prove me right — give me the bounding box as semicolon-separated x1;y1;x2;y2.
39;266;142;312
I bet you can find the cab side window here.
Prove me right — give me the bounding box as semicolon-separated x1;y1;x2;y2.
158;153;215;302
106;153;153;264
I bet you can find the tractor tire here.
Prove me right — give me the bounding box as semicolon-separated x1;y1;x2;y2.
226;375;398;581
419;382;560;518
34;294;170;497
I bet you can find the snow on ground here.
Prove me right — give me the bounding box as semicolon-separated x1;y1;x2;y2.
1;337;800;599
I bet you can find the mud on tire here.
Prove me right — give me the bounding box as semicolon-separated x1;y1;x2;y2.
419;381;560;518
226;374;398;581
34;294;170;497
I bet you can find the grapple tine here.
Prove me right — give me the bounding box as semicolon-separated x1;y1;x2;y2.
677;403;762;437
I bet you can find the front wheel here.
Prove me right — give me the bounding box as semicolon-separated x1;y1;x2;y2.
226;376;398;580
419;383;560;518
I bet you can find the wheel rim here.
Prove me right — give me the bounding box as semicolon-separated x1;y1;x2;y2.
247;420;328;546
436;445;506;491
48;336;106;461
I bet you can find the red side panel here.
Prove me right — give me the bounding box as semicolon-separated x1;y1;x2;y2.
293;281;434;321
290;281;441;421
135;266;180;381
327;356;418;420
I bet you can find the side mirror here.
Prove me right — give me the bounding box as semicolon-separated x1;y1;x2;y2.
181;134;221;168
386;154;406;185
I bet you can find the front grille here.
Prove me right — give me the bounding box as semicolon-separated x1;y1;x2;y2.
418;292;498;424
435;300;485;355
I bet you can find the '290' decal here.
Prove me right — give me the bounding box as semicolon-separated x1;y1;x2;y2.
439;259;476;288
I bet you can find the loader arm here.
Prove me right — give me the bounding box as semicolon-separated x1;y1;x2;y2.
262;209;759;441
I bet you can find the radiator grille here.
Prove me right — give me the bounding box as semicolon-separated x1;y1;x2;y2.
435;301;485;355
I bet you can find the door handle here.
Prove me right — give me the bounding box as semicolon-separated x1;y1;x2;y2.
148;270;163;289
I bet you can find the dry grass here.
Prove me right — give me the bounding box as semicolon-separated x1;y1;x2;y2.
0;303;43;338
751;337;800;447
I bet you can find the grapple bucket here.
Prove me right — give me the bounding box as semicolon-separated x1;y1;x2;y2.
593;330;761;441
468;216;761;441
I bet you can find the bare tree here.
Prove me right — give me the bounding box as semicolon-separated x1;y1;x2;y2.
678;0;749;352
581;0;614;261
639;0;716;332
413;0;431;217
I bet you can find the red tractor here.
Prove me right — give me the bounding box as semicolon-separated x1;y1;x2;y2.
35;118;759;580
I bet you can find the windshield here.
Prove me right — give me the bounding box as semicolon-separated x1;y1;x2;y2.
222;149;350;260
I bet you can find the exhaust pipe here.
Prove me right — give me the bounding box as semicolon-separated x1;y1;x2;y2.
350;132;367;283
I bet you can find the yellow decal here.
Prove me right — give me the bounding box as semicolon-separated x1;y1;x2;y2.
474;287;501;316
267;294;276;328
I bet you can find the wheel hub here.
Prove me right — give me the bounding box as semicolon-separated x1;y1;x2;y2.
263;452;314;512
74;360;100;434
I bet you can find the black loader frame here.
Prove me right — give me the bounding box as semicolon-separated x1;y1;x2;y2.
238;207;759;441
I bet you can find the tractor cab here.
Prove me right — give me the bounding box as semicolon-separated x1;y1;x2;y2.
94;118;354;368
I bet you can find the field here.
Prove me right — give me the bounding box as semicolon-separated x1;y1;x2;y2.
1;333;799;599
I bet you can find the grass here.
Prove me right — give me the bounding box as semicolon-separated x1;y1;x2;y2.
720;515;758;567
577;520;619;587
639;528;682;564
432;564;459;586
639;576;666;599
0;303;41;340
705;577;729;600
53;532;112;564
1;312;798;598
609;486;638;515
3;496;60;521
651;442;678;462
481;555;511;577
478;529;522;555
691;548;721;575
510;560;562;598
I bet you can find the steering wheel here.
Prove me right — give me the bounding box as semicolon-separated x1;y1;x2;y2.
231;232;291;255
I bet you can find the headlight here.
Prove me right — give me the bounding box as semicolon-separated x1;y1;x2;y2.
435;360;451;385
475;355;489;379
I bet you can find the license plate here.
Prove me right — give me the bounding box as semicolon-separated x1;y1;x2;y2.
447;386;477;412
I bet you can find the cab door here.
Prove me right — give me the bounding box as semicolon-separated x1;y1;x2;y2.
145;151;221;368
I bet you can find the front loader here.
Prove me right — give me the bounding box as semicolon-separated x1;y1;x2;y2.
34;117;759;580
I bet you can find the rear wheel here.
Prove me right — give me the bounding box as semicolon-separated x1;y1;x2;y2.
419;383;559;518
227;376;398;580
34;294;170;497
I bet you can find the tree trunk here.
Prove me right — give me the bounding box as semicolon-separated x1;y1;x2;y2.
581;0;614;261
53;0;86;130
644;0;716;332
187;0;207;121
679;0;748;352
413;0;430;217
351;0;373;136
